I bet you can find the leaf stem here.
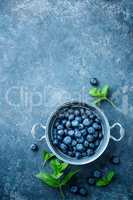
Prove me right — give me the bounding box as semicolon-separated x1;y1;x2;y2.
105;98;117;108
59;186;65;200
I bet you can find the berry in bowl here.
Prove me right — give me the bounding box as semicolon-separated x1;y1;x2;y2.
31;102;125;165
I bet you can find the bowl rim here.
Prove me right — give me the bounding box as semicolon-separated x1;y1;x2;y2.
45;101;110;165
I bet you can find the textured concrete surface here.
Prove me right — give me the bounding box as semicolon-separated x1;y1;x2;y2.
0;0;133;199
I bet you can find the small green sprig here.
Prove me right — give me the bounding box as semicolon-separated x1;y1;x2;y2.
96;170;116;187
89;85;116;107
36;151;80;199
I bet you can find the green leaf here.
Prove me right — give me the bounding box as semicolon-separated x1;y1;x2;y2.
42;151;55;161
89;87;102;97
101;85;109;98
96;170;116;187
36;172;61;188
60;169;80;186
50;159;69;178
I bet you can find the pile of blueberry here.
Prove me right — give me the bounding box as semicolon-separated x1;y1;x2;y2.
52;106;103;159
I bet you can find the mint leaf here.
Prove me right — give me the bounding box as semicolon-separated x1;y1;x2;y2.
36;172;61;188
101;85;109;98
50;159;69;178
42;151;55;161
61;169;80;186
89;88;102;97
96;170;116;187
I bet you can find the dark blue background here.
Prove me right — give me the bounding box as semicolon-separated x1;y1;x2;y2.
0;0;133;199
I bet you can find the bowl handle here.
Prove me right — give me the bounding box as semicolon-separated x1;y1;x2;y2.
110;122;125;142
31;123;46;141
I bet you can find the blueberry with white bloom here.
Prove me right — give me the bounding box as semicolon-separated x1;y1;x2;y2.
58;130;64;136
83;118;91;126
72;140;77;146
76;144;84;152
63;136;72;145
68;130;74;137
89;143;95;149
79;124;84;130
72;120;79;127
87;127;95;134
87;135;94;142
87;149;94;156
60;143;67;151
75;116;82;122
57;125;63;130
69;114;75;121
75;151;81;159
74;109;80;116
77;137;84;144
66;121;71;128
74;130;81;138
84;140;89;147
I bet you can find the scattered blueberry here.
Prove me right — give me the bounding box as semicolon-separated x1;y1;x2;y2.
79;187;88;196
90;77;98;86
87;177;96;185
70;185;79;194
63;136;72;145
111;156;120;165
30;144;39;152
93;170;102;179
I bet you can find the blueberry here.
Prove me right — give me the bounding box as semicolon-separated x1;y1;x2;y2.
58;130;64;135
70;185;78;194
63;136;72;145
59;113;64;118
77;137;84;144
89;114;95;119
60;143;67;151
95;118;101;124
65;112;69;118
94;140;100;147
66;121;71;128
93;123;99;130
68;151;73;157
90;77;98;86
68;109;74;114
87;127;95;134
79;187;88;196
68;130;74;137
69;114;75;121
82;152;87;157
30;144;39;152
87;177;96;185
74;109;80;116
53;139;58;145
75;116;82;122
72;120;79;127
74;130;81;138
81;129;87;136
87;135;94;142
89;143;95;149
83;118;91;126
62;119;67;125
93;131;99;139
57;135;62;141
55;121;60;127
82;114;87;119
64;129;67;134
57;125;63;130
84;140;89;147
85;110;92;116
93;170;102;179
75;152;81;159
72;140;77;146
78;124;84;130
80;108;85;114
111;156;120;165
99;132;103;139
87;149;94;156
76;144;84;152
